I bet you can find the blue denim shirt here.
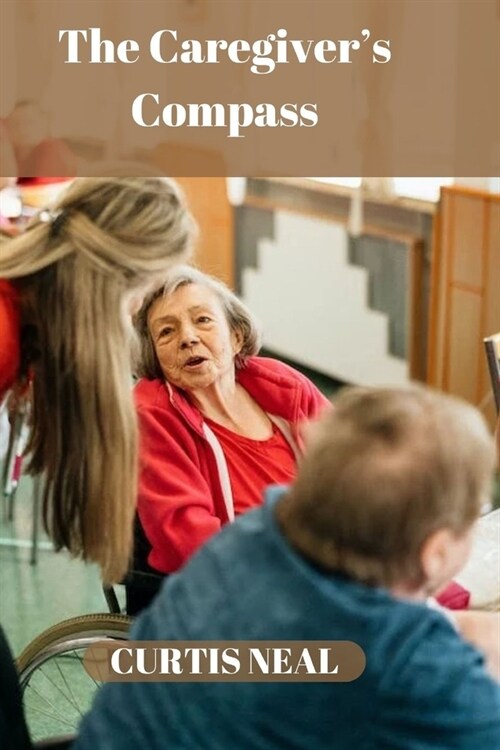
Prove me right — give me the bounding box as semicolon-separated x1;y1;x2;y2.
75;487;500;749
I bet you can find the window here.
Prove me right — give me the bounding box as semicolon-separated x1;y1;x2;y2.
309;177;453;202
310;177;500;201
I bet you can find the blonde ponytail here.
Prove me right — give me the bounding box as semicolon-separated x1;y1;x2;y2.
0;177;195;582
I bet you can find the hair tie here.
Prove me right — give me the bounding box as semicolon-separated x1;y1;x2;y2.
38;208;70;238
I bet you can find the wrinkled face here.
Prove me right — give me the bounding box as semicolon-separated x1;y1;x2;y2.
147;283;241;392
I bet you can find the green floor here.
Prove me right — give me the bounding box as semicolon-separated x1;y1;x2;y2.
0;469;126;742
0;473;114;655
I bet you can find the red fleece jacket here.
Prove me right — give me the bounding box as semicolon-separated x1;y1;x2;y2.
0;280;20;401
134;357;330;574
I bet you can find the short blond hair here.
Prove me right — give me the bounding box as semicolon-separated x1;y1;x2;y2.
277;386;495;588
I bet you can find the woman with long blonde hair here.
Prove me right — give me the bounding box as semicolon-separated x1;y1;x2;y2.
0;175;195;584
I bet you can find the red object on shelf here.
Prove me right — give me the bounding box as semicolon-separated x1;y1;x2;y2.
436;581;471;610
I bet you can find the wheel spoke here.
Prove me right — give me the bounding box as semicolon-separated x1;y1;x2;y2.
18;614;131;743
54;654;84;715
24;683;78;729
28;658;81;711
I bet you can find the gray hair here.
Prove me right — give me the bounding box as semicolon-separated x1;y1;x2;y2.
135;265;262;380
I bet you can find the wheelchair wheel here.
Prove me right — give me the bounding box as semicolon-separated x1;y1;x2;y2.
17;613;132;742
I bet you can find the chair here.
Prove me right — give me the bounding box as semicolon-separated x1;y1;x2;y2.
484;333;500;414
17;612;132;745
103;515;165;616
2;400;29;519
1;397;43;565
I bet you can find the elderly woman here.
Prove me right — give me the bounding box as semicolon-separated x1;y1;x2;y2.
134;265;330;580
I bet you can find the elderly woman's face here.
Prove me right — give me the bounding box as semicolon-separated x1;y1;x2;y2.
147;283;241;391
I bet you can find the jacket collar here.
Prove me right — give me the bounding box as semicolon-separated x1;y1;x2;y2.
164;357;302;437
237;358;301;422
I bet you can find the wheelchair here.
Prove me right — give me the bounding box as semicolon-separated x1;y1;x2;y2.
16;612;132;746
3;402;163;744
103;515;165;617
16;518;163;744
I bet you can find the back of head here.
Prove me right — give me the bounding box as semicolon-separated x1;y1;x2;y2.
277;386;495;588
0;176;195;583
0;175;195;282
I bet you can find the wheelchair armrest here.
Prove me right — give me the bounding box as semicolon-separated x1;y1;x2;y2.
33;735;75;750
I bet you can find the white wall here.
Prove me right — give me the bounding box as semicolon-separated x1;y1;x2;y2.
241;211;409;386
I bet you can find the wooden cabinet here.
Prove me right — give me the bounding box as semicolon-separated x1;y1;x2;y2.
428;186;500;429
175;177;234;289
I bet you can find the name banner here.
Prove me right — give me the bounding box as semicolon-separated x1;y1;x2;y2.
84;640;366;683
